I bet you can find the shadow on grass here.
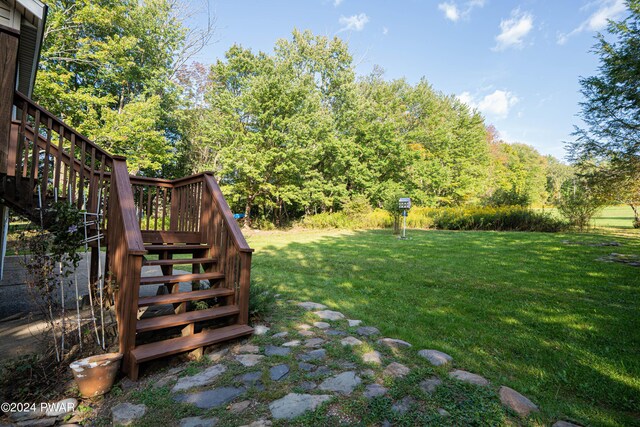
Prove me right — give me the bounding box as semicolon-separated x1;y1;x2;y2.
249;229;640;426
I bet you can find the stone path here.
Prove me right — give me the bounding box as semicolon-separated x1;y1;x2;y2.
103;300;584;427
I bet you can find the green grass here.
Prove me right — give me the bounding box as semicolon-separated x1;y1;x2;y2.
535;205;638;230
246;228;640;426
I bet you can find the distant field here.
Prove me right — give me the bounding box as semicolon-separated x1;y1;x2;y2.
534;205;638;231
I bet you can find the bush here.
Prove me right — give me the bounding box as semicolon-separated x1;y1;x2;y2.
555;179;606;231
249;280;277;320
431;206;567;232
300;206;566;232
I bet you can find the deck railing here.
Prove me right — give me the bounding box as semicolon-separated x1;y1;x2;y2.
5;90;253;374
9;91;112;221
107;157;145;376
130;172;253;323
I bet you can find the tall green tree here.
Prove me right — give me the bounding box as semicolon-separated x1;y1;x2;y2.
569;0;639;168
35;0;212;174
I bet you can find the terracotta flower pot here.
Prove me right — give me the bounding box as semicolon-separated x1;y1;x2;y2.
70;352;123;397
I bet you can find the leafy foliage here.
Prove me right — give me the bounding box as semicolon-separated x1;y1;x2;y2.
555;179;607;231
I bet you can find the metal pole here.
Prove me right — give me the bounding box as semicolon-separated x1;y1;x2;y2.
402;210;407;239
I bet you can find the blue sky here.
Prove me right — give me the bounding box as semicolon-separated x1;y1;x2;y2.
191;0;630;161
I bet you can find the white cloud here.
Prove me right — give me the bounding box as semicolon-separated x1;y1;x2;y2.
438;2;460;22
493;9;534;51
437;0;485;22
382;26;389;35
557;0;626;45
333;0;344;7
338;13;369;32
457;90;519;119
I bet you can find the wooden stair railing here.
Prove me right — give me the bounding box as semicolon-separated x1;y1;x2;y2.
3;91;254;380
107;157;146;377
124;172;254;379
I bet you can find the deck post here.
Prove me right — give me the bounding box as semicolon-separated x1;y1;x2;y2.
0;27;19;175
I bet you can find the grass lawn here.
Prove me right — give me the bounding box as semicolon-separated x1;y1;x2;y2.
246;227;640;426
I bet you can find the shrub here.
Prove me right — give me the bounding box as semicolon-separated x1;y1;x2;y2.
249;280;277;320
555;179;606;231
300;205;566;232
431;206;567;232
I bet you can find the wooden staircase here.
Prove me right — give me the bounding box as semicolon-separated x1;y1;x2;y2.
1;91;254;379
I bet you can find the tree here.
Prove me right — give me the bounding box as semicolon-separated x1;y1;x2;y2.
569;1;639;173
556;178;607;231
35;0;214;175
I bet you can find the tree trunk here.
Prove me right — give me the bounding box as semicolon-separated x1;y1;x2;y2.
243;199;252;229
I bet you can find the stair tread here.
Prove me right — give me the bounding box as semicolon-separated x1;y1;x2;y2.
138;288;234;307
137;305;240;333
143;257;217;266
145;244;210;253
140;272;224;285
131;324;254;363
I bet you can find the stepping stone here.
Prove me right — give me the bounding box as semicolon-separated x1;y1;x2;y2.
298;362;315;371
338;361;357;369
254;325;270;335
234;344;259;354
313;322;330;329
363;383;388;398
241;420;273;427
362;351;382;365
179;416;219;427
449;370;489;386
326;329;347;336
307;366;332;378
207;348;229;362
299;330;314;337
230;400;251;413
264;345;291;356
174;387;246;409
392;396;416;414
420;377;442;394
272;331;288;339
270;364;290;381
172;364;227;392
235;371;262;387
341;336;363;346
112;403;147;426
269;393;332;419
438;408;450;417
304;338;325;348
298;324;313;330
296;349;327;362
235;354;264;367
348;319;362;327
45;398;77;416
318;371;362;395
283;340;301;347
378;338;412;348
356;326;380;336
298;381;317;391
156;374;177;388
14;419;56;427
418;349;452;366
383;362;410;378
314;310;345;320
499;386;539;417
552;422;583;427
298;302;328;310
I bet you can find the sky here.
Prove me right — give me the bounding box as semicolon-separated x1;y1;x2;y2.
189;0;631;161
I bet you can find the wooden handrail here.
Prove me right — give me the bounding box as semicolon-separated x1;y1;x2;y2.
203;173;253;253
111;158;146;255
14;91;112;160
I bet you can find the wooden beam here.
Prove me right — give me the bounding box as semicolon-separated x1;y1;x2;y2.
0;31;19;174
